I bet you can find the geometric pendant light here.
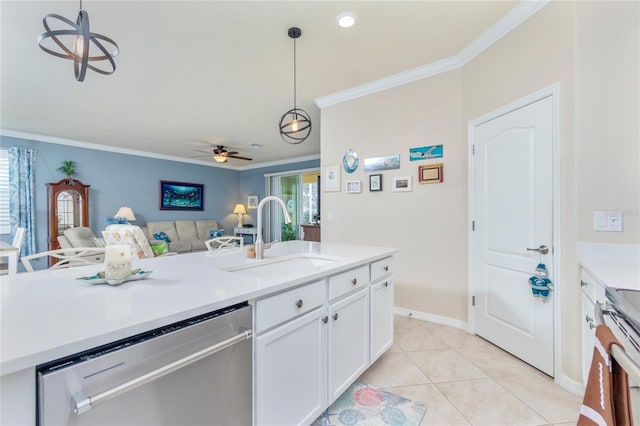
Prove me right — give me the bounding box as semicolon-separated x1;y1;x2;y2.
37;0;119;82
278;27;312;144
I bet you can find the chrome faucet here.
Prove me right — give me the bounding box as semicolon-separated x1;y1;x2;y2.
255;196;292;260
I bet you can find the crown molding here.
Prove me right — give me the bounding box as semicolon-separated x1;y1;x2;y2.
0;128;319;171
315;0;550;109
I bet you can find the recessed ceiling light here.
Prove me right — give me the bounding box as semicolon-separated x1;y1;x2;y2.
337;12;356;29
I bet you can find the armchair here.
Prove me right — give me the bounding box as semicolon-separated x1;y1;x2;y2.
58;227;103;249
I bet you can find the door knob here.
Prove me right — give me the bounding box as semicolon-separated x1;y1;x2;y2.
527;245;549;255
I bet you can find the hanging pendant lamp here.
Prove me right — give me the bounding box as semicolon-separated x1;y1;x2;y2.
279;27;312;144
37;0;119;82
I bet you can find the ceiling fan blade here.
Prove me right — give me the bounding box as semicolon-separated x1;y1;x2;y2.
228;155;253;161
226;151;239;155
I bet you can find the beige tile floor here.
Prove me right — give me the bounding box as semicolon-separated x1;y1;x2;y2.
358;315;639;426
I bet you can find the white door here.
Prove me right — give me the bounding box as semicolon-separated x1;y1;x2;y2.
470;95;555;376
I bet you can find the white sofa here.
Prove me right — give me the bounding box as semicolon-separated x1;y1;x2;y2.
142;220;222;254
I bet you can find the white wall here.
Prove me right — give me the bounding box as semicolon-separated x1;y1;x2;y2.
321;70;466;321
320;1;639;384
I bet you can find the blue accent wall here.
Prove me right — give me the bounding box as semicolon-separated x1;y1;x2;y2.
0;136;240;253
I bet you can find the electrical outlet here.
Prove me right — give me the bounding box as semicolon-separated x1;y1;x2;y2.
594;211;623;232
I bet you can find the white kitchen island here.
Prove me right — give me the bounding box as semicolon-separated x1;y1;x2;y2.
0;241;397;425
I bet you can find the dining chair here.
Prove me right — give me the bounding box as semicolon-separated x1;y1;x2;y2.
205;236;244;251
0;227;27;275
20;247;105;272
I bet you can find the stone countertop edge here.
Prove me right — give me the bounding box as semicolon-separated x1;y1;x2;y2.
0;241;398;376
578;242;640;290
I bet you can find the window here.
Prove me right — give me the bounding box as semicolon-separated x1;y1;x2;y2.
0;149;9;234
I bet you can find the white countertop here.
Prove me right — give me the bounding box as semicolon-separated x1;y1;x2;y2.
578;242;640;290
0;241;396;376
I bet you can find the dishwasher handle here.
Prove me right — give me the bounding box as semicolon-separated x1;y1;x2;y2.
73;329;253;415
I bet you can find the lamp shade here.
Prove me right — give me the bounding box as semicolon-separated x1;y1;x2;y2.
233;204;247;215
115;207;136;221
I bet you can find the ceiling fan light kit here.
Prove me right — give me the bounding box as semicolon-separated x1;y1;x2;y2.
38;0;119;82
279;27;312;145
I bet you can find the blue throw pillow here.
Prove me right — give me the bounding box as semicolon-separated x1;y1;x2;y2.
209;229;224;238
153;231;171;243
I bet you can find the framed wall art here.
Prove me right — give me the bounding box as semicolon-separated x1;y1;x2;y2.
323;164;341;192
160;180;204;210
369;174;382;192
410;144;443;161
247;195;258;209
418;163;444;184
363;154;400;172
392;176;412;192
346;180;361;194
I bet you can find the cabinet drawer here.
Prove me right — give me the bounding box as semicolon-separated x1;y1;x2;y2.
256;280;325;333
328;265;369;301
370;257;393;282
580;269;605;303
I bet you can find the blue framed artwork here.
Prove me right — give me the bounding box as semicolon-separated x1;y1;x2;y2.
160;180;204;210
410;145;443;161
363;154;400;172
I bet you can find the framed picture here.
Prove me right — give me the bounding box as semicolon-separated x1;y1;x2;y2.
323;164;341;192
369;174;382;192
392;176;412;192
410;144;443;161
247;195;258;209
346;180;361;193
418;163;444;184
160;180;204;210
363;154;400;172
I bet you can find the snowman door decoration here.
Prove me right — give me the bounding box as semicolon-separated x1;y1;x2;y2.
528;263;553;300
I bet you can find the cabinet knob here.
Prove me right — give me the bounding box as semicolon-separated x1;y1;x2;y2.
384;281;389;288
332;313;339;321
351;278;357;285
295;299;303;309
589;322;596;330
322;316;328;324
383;265;389;272
580;280;588;287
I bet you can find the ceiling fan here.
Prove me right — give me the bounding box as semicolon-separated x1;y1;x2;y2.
191;145;253;163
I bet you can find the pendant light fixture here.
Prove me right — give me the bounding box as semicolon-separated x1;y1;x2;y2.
279;27;311;144
38;0;119;82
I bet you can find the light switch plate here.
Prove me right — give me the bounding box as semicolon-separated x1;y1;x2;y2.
594;211;623;232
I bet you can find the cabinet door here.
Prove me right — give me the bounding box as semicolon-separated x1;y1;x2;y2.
582;292;596;385
371;278;394;362
328;288;369;404
255;308;327;426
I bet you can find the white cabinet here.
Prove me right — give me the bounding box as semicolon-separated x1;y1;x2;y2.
254;257;394;425
328;287;370;404
254;308;327;426
580;269;606;384
371;277;394;362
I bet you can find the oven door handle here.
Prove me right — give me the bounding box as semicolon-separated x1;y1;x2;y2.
72;329;253;415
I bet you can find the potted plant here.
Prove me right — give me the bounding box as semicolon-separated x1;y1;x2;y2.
57;160;77;184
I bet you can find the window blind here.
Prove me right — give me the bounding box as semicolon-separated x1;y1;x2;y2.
0;149;9;234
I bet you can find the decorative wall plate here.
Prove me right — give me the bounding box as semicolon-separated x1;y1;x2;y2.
342;149;359;173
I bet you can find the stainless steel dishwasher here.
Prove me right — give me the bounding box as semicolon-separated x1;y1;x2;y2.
36;302;253;426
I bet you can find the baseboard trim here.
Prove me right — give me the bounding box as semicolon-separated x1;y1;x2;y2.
393;306;469;332
555;374;584;397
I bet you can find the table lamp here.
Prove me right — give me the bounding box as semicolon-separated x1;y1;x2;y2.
115;207;136;224
233;204;247;227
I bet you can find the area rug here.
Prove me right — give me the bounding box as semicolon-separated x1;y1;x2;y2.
311;381;427;426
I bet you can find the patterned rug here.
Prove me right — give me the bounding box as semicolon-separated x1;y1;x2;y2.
311;381;427;426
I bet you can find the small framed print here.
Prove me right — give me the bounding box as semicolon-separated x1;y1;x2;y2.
346;180;361;193
369;174;382;192
247;195;258;209
323;165;341;192
392;176;412;192
418;163;444;184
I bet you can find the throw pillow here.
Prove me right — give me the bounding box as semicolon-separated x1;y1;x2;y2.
151;241;168;256
153;231;171;243
209;229;224;238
